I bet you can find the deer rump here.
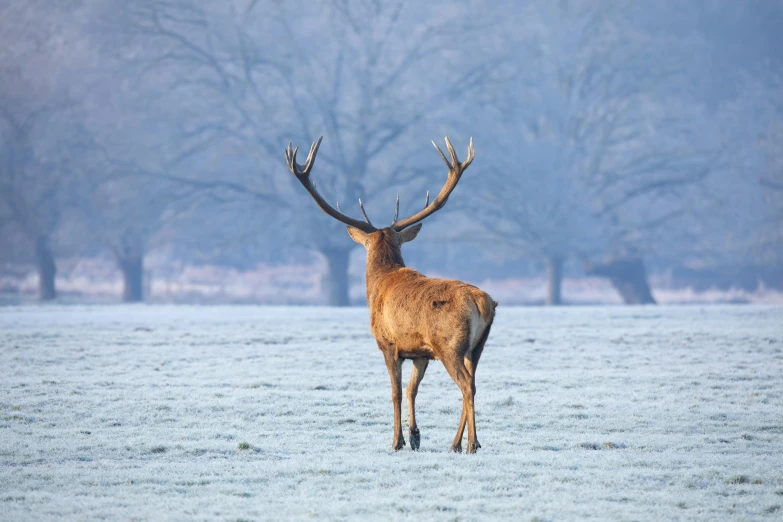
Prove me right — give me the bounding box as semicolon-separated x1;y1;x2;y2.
370;269;496;361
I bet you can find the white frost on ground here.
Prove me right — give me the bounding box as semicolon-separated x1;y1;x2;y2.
1;305;782;521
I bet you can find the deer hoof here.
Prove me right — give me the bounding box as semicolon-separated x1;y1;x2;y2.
467;441;481;454
392;438;406;451
449;443;462;453
409;428;420;450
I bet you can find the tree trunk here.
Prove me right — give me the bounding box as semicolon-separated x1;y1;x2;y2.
35;238;56;301
118;255;144;302
545;256;563;306
323;247;351;306
586;257;656;305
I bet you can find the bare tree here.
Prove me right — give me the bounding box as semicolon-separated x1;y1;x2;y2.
0;0;97;300
0;74;82;300
73;80;219;302
468;0;712;305
757;76;783;234
115;0;497;305
675;74;783;288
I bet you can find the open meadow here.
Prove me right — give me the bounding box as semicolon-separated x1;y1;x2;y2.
1;305;782;520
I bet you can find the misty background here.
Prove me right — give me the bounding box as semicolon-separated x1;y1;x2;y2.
1;0;781;306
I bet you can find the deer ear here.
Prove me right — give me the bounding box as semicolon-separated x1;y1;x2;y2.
346;226;369;245
399;223;423;244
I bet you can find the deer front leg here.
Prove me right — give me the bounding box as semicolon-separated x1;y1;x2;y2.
407;358;428;450
382;349;405;451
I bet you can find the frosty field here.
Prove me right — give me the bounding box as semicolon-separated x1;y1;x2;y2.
1;305;782;521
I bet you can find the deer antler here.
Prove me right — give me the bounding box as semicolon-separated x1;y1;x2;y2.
391;137;474;231
285;137;377;233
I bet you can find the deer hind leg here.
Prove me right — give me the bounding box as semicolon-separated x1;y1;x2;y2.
450;321;494;453
450;399;467;453
441;346;476;454
407;358;429;450
381;348;405;451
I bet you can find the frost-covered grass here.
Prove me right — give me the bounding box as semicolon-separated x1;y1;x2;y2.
1;305;782;521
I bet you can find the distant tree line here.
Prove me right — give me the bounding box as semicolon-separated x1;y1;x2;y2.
1;0;781;305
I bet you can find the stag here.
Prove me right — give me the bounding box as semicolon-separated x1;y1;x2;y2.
284;137;496;453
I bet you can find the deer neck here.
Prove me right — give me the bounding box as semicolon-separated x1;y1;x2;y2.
365;243;405;304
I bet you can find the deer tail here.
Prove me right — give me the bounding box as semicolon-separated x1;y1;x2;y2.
475;291;497;325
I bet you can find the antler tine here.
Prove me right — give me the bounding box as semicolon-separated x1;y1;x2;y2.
304;137;322;173
463;137;474;169
392;193;400;224
431;140;452;169
285;136;323;178
284;142;296;173
444;136;459;167
358;199;372;225
391;137;475;231
283;137;376;233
